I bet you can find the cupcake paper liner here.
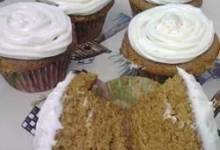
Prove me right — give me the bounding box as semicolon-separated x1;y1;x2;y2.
129;0;203;16
70;1;114;44
95;76;159;107
72;16;107;44
1;50;72;93
129;0;142;16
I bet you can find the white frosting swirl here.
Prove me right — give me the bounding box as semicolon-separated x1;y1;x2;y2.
38;0;112;15
128;4;214;64
0;2;72;60
145;0;192;4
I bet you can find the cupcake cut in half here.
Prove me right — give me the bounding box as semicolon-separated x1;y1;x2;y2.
129;0;202;15
37;0;114;44
34;68;220;150
121;4;220;77
0;2;76;92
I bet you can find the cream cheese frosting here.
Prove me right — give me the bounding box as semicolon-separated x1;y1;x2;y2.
38;0;112;15
145;0;192;4
34;72;75;150
178;68;220;150
0;2;72;60
128;4;214;64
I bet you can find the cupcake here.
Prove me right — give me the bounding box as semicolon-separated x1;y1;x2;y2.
37;0;114;44
34;68;220;150
129;0;202;15
0;2;76;93
121;4;220;78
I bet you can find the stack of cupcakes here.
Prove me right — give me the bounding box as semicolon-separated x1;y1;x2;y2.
0;2;75;92
120;4;220;79
37;0;114;44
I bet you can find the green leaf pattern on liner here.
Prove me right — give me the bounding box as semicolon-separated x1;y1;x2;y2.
106;76;159;108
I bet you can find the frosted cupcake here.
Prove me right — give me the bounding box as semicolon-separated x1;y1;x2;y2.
129;0;202;15
121;4;220;77
0;2;76;92
37;0;114;44
34;69;220;150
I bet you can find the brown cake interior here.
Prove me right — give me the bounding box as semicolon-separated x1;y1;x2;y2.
129;76;202;149
53;73;128;150
52;73;202;150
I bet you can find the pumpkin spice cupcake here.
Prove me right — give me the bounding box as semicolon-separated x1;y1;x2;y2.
121;4;220;77
37;0;114;44
34;69;220;150
0;2;76;92
129;0;202;15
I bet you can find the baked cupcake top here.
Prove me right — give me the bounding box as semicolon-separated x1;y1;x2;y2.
145;0;192;4
0;2;72;60
128;4;214;64
37;0;112;15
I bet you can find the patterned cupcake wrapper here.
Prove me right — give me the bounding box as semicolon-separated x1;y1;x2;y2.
129;0;202;16
72;14;107;44
129;2;142;16
2;52;71;93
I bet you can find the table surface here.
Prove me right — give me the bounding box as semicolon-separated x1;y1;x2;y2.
0;0;220;150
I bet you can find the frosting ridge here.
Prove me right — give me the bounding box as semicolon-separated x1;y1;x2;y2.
0;2;72;60
38;0;112;15
178;67;220;150
128;4;214;64
34;72;75;150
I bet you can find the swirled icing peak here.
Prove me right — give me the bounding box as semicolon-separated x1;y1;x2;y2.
38;0;112;15
0;2;72;60
128;4;215;64
145;0;192;4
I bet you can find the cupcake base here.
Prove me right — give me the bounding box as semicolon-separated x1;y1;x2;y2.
133;69;169;83
70;1;114;44
0;48;73;93
129;0;203;15
121;32;220;77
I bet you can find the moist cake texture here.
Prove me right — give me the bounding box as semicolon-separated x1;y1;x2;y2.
35;70;220;150
53;73;128;150
129;75;201;149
